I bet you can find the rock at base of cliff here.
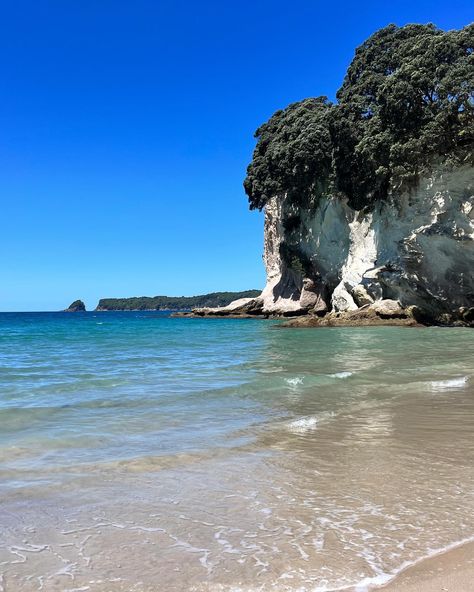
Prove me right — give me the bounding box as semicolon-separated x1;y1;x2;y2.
351;285;374;307
299;278;328;315
331;284;359;312
64;300;86;312
181;297;265;318
257;166;474;325
460;307;474;323
281;300;419;328
370;299;405;318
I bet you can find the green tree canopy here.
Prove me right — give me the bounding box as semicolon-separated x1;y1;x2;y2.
96;291;261;311
244;23;474;211
244;98;333;210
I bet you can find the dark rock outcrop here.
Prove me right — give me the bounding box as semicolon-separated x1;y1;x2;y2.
64;300;86;312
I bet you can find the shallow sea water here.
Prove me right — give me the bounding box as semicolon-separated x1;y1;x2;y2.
1;311;474;591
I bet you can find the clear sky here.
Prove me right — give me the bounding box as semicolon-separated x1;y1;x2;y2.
0;1;472;311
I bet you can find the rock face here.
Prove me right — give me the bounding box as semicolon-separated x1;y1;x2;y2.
202;165;473;325
261;165;474;320
282;301;420;328
65;300;86;312
190;297;264;317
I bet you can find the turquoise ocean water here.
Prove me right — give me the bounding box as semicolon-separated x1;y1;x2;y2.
1;311;474;591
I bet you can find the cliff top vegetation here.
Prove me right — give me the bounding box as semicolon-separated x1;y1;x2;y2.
244;23;474;210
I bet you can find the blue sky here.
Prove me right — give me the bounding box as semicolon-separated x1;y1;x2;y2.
0;1;472;311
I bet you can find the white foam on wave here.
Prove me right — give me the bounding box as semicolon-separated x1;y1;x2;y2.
430;376;468;391
313;535;474;592
311;572;393;592
287;409;338;434
287;416;319;433
285;377;304;387
200;535;474;592
328;371;353;379
259;366;284;374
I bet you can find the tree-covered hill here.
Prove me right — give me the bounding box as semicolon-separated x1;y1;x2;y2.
244;23;474;210
96;291;261;311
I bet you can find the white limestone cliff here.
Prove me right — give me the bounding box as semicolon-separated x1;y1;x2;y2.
256;165;474;320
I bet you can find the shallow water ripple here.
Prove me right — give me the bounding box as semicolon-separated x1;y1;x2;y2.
1;312;474;591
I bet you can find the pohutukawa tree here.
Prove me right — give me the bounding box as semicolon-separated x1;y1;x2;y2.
244;23;474;211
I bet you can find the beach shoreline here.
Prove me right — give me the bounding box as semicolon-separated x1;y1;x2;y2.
2;313;473;591
380;540;474;591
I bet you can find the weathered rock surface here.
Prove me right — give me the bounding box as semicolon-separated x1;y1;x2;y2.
370;299;405;317
174;297;265;318
64;300;86;312
461;307;474;323
180;165;473;326
299;278;328;315
281;303;421;328
254;165;473;324
351;285;374;307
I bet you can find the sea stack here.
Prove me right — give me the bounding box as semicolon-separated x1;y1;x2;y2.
204;23;474;326
64;300;86;312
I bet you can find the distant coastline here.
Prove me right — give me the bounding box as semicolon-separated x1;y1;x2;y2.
94;290;261;311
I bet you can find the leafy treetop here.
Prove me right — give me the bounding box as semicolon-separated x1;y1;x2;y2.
244;23;474;210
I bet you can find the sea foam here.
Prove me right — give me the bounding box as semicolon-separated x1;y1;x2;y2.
287;409;339;434
285;377;304;387
328;371;353;379
287;416;319;433
430;376;468;391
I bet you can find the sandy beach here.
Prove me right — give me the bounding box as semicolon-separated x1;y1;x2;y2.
383;541;474;591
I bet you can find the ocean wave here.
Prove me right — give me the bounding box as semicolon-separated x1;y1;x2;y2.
215;536;474;592
0;397;140;422
258;366;284;374
133;526;474;592
430;376;468;391
286;410;337;433
287;416;319;433
361;535;474;592
328;371;353;379
311;535;474;592
285;377;304;387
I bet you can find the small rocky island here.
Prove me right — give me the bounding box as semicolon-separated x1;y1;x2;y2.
64;300;86;312
179;24;474;327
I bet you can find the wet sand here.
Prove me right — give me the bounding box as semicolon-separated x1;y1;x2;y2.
383;541;474;591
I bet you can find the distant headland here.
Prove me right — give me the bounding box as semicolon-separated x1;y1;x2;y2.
93;291;261;311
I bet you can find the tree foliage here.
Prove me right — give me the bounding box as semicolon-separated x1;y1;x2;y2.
243;98;333;210
244;23;474;210
96;291;262;311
